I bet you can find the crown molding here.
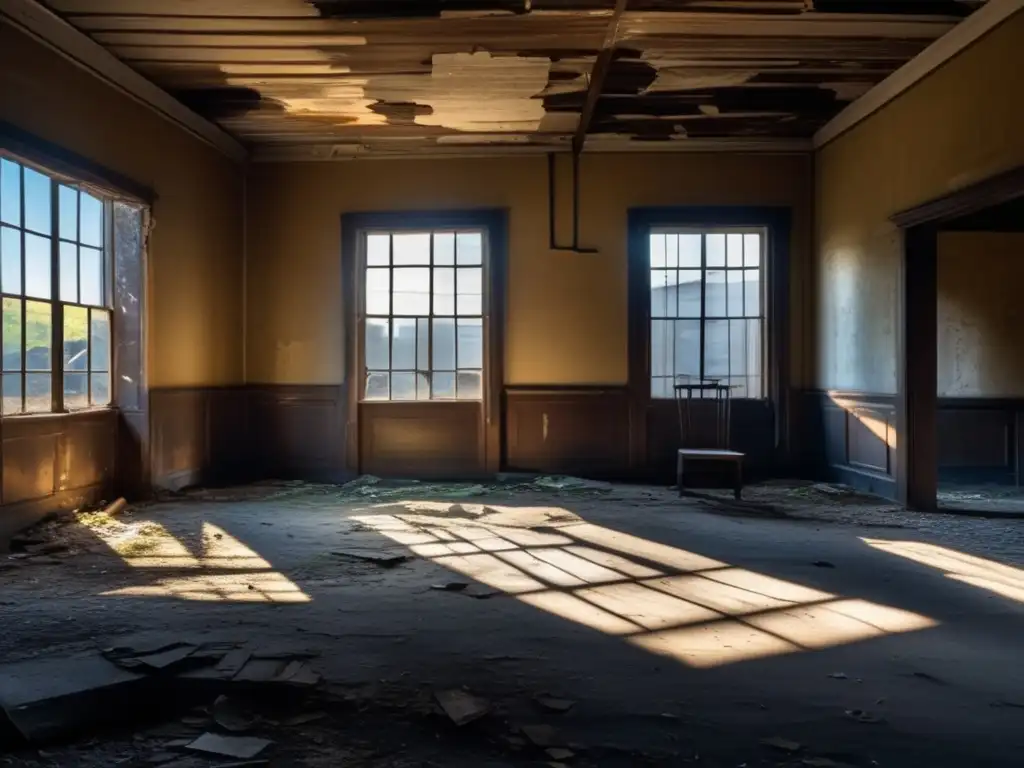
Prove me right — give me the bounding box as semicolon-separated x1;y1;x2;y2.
0;0;247;163
814;0;1024;149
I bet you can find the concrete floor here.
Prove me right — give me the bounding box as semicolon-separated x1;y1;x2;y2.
2;480;1024;767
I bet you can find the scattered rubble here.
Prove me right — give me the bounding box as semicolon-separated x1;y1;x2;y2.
185;732;272;759
521;723;559;748
434;689;491;726
329;550;411;568
760;736;803;753
535;696;575;713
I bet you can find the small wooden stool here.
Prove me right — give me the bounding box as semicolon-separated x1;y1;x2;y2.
677;448;745;500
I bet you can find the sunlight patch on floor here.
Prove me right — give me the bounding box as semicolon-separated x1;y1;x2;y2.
354;506;937;667
864;538;1024;604
97;522;310;603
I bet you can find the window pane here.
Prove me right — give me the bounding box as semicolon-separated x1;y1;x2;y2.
80;193;103;248
25;234;51;299
651;233;668;269
391;318;416;369
744;233;761;267
706;234;725;267
456;232;482;265
64;305;88;370
80;246;102;306
393;267;429;315
727;270;743;316
705;270;725;317
432;318;455;370
432;371;456;399
456;267;482;315
23;168;51;236
727;233;743;267
0;160;20;227
456;371;482;399
2;372;21;414
91;371;111;405
1;226;21;294
747;318;762;380
744;269;761;316
678;270;700;317
90;311;110;372
25;372;50;413
416;318;429;369
433;267;455;315
705;319;728;377
59;186;78;240
729;318;747;379
416;372;430;400
64;372;88;410
3;298;20;371
365;268;390;315
25;300;51;371
365;319;389;370
651;319;672;379
391;372;416;400
650;269;670;319
664;234;678;268
366;233;389;266
434;233;455;265
393;233;430;265
674;319;700;378
365;371;389;400
60;242;78;302
457;319;482;369
679;235;701;268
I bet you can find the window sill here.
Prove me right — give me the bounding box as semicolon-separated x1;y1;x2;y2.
1;406;117;421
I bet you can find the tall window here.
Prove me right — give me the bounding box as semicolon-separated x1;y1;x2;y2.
362;230;484;401
0;156;111;415
650;229;764;399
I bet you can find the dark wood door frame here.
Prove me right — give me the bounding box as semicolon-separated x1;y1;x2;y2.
627;206;792;472
891;165;1024;510
340;209;508;477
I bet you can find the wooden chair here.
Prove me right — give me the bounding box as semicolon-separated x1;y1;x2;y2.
673;376;745;499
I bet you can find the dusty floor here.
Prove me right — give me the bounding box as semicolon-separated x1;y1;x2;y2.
2;479;1024;767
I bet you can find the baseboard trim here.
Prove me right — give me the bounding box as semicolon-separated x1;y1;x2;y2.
0;483;108;546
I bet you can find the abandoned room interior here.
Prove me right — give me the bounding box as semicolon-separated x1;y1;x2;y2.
2;0;1024;765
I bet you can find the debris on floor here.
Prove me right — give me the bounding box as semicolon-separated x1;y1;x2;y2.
521;723;559;748
212;695;256;733
435;689;491;726
535;696;575;713
760;736;803;753
329;550;411;568
185;732;272;759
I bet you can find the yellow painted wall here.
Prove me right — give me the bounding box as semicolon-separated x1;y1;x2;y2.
0;23;244;387
246;152;811;386
937;232;1024;397
815;10;1024;394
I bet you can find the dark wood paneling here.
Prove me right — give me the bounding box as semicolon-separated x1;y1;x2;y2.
936;398;1024;484
149;385;249;490
1;410;117;541
249;384;348;482
360;401;481;479
801;390;897;498
505;387;630;478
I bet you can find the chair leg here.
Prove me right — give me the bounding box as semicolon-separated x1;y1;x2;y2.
734;462;743;500
676;454;685;497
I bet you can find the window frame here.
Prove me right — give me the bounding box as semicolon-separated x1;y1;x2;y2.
627;206;791;456
357;227;488;403
648;225;767;399
0;150;116;416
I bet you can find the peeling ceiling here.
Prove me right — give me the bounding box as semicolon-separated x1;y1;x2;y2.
38;0;983;157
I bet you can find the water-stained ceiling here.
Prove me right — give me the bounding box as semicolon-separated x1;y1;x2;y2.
39;0;982;157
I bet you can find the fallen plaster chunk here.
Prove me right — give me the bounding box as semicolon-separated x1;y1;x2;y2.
435;689;491;726
186;732;272;759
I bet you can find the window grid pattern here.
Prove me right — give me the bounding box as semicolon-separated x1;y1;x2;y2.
650;229;765;400
0;156;112;415
363;230;484;402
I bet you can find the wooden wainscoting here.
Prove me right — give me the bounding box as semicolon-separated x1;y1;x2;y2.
802;390;897;497
937;398;1023;484
149;386;249;490
505;387;631;478
359;401;482;479
0;409;117;540
248;385;349;483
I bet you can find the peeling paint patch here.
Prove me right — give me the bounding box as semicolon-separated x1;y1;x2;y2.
414;52;551;132
643;69;758;94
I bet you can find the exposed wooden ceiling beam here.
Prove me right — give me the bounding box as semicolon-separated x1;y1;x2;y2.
572;0;628;155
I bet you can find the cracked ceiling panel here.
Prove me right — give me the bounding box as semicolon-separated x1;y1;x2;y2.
39;0;978;156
